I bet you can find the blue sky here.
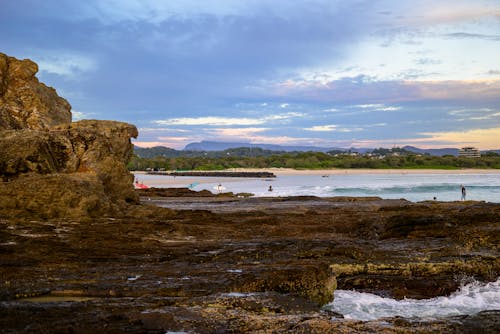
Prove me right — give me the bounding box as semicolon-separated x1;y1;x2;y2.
1;0;499;149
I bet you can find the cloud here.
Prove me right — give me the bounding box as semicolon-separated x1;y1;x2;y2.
355;104;384;109
210;127;270;137
448;108;493;116
398;2;500;26
349;104;401;111
155;117;264;126
305;124;363;132
3;1;499;151
138;127;191;133
469;112;500;121
72;110;95;121
421;127;500;149
445;32;500;41
416;58;442;65
133;135;198;149
305;125;338;132
31;52;97;78
132;141;171;148
376;106;401;111
449;108;500;121
265;112;305;121
264;76;500;104
154;112;303;127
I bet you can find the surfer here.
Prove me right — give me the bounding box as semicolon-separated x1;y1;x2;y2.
460;185;466;201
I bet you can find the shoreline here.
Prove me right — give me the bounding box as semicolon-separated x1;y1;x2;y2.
134;168;500;177
133;168;500;192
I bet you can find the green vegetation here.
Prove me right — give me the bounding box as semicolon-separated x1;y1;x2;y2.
128;147;500;171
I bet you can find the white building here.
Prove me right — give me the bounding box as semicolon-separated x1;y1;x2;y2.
458;147;481;158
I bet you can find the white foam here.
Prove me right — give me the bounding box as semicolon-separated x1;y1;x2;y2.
222;292;256;297
165;174;500;203
325;278;500;321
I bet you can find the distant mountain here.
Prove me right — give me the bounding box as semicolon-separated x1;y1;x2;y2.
402;146;459;156
183;141;340;152
483;149;500;155
134;146;182;158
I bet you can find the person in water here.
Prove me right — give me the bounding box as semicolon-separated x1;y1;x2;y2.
268;185;273;192
461;185;466;201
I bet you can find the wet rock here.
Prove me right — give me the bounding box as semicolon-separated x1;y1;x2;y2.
0;199;499;332
237;263;337;306
137;187;217;197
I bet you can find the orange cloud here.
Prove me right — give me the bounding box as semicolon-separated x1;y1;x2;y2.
421;127;500;150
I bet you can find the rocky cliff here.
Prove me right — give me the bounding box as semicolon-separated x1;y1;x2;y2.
0;52;138;218
0;53;71;130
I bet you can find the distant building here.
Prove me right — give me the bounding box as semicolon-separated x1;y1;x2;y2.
458;147;481;158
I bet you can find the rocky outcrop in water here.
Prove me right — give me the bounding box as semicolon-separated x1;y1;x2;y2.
155;171;276;178
1;195;499;333
0;53;138;218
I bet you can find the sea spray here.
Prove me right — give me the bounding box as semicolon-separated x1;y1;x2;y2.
324;278;500;321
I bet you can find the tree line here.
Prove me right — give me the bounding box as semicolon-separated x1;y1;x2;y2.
128;150;500;171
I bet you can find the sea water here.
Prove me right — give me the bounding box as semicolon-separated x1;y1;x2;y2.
139;172;500;203
137;173;500;321
324;278;500;321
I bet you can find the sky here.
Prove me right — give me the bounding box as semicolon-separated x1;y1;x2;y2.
1;0;499;150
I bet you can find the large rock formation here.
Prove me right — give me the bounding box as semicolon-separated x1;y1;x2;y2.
0;53;71;130
0;52;138;218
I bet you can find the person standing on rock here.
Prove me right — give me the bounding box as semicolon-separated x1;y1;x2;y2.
461;185;466;201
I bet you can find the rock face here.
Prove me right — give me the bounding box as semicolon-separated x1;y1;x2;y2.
0;53;138;218
0;52;71;130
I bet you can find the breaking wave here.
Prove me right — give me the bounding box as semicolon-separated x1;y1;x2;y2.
324;278;500;321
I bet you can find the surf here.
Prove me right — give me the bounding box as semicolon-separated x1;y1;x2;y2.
324;278;500;321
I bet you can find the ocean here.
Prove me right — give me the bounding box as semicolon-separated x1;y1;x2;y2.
136;172;500;203
135;171;500;321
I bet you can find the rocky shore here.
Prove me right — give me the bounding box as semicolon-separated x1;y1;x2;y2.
1;191;499;333
1;53;499;333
